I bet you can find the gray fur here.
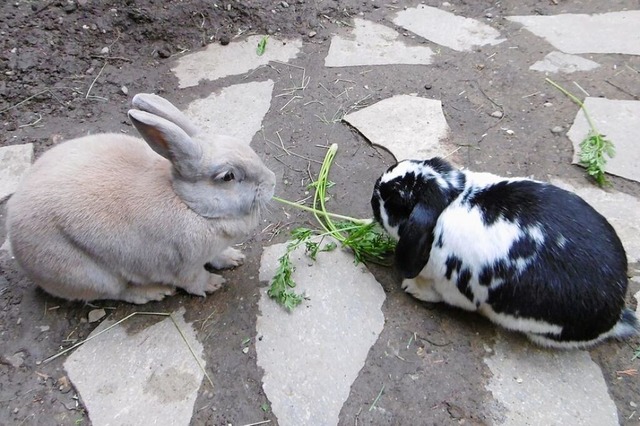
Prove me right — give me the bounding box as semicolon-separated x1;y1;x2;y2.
6;93;276;304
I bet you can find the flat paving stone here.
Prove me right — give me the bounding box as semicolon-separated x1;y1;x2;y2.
485;336;619;426
393;5;505;52
257;238;386;426
0;143;33;201
325;18;434;67
171;35;301;88
343;95;451;161
64;308;206;426
0;238;11;254
551;179;640;263
566;98;640;183
530;51;600;73
185;80;274;145
507;10;640;55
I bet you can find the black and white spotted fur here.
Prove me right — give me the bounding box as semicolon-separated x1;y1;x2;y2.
371;157;639;348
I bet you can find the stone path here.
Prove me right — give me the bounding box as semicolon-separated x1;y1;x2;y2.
2;4;639;426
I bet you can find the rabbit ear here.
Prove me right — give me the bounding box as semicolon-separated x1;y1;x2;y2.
395;201;439;279
131;93;200;137
128;109;203;177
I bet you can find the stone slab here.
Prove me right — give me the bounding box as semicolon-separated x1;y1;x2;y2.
343;95;451;161
485;336;618;425
508;11;640;55
0;239;12;255
566;97;640;183
325;18;434;67
393;5;505;52
64;308;205;426
171;35;301;88
551;179;640;264
257;238;386;426
185;80;274;145
0;143;34;201
530;51;600;73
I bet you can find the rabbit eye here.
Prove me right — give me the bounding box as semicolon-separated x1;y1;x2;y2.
213;170;236;182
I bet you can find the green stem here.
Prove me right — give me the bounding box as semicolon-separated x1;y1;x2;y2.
315;144;339;237
273;196;370;225
545;78;599;134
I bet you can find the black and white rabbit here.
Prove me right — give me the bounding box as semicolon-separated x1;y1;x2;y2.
7;94;276;304
371;157;639;348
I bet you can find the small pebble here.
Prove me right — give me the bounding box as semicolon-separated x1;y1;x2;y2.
38;325;50;332
100;46;109;54
281;1;289;7
308;30;317;38
63;2;77;13
505;129;515;135
88;308;106;323
630;401;637;408
550;126;563;134
157;47;171;58
121;86;129;95
2;352;25;368
424;84;432;90
219;35;230;45
515;377;523;383
485;13;493;18
490;110;503;118
543;102;553;107
242;347;249;354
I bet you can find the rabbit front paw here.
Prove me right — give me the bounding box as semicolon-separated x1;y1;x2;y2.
206;273;226;293
207;247;245;270
402;277;443;303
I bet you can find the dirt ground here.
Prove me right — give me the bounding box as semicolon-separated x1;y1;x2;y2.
1;0;639;425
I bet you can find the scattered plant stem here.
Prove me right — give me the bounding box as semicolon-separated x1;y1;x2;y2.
86;62;107;99
369;384;385;411
545;78;615;186
269;144;395;310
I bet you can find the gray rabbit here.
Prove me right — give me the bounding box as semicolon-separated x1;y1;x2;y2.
7;94;276;304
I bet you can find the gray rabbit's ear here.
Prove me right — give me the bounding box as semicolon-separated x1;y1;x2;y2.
131;93;200;137
128;109;203;177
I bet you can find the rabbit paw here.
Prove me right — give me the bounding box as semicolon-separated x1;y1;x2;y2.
207;247;245;270
206;273;226;293
120;284;176;304
402;277;443;303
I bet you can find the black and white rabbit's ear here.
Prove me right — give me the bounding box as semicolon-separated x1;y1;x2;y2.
395;201;440;279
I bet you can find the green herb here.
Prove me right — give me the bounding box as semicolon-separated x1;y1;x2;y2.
269;144;396;310
267;240;305;310
260;403;271;412
545;78;615;186
578;133;615;186
256;36;269;56
633;345;640;361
